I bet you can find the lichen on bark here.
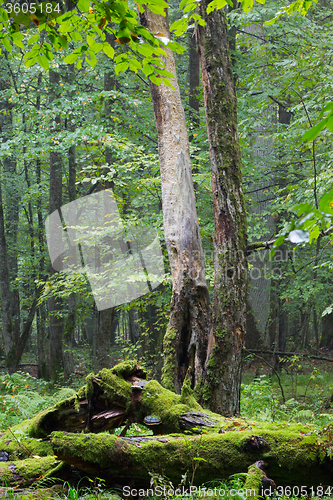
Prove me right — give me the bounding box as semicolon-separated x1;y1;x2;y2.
197;0;248;416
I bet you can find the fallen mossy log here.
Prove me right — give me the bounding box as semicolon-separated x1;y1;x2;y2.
29;360;219;437
50;426;333;488
1;360;333;489
0;456;62;487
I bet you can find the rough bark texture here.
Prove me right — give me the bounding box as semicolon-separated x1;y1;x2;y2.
2;361;333;490
197;6;247;415
139;8;211;393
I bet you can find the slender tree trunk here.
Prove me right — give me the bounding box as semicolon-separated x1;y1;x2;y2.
93;51;117;371
139;8;211;393
197;5;247;415
48;69;64;380
0;64;36;373
0;177;13;357
62;63;76;382
3;155;20;345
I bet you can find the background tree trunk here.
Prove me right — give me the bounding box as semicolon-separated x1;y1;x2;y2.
48;69;64;380
139;7;211;394
198;5;248;415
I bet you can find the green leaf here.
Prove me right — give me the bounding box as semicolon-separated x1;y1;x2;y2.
294;202;312;216
207;0;227;15
319;190;333;216
309;226;320;244
2;36;12;52
142;64;154;76
326;113;333;133
149;74;162;85
87;34;94;47
85;49;97;67
64;52;80;64
25;56;37;68
27;33;41;45
77;0;90;11
58;35;68;50
11;31;24;49
37;54;49;71
302;119;327;142
146;0;168;15
115;61;129;74
319;101;333;117
183;3;196;13
71;31;83;42
91;42;103;52
103;43;114;58
170;18;188;36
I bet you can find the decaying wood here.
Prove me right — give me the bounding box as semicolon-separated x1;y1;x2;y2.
50;427;333;488
139;6;211;394
1;361;333;490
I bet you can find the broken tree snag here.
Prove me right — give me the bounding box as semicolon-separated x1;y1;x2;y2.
29;361;220;438
51;425;333;488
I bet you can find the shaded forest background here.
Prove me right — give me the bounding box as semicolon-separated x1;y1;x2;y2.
1;0;333;383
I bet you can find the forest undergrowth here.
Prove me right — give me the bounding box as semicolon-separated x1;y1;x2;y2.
1;357;333;499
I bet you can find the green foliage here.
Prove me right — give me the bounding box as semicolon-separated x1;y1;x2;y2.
0;372;75;431
241;369;333;429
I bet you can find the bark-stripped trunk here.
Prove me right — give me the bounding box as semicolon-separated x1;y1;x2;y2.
139;8;211;393
49;69;64;380
197;6;247;415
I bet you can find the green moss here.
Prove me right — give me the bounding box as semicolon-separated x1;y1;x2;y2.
85;378;94;399
110;360;146;379
0;429;53;460
180;374;201;410
139;380;208;433
92;369;131;406
161;327;178;391
29;394;78;438
243;464;265;499
51;431;120;467
0;456;59;487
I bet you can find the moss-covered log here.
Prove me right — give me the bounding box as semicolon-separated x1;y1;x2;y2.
50;425;333;488
1;361;333;490
29;361;219;438
0;456;62;487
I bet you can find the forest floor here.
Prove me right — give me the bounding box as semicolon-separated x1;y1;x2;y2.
1;351;333;499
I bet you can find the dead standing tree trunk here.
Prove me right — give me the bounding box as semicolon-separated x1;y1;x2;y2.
197;5;248;416
139;8;211;393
